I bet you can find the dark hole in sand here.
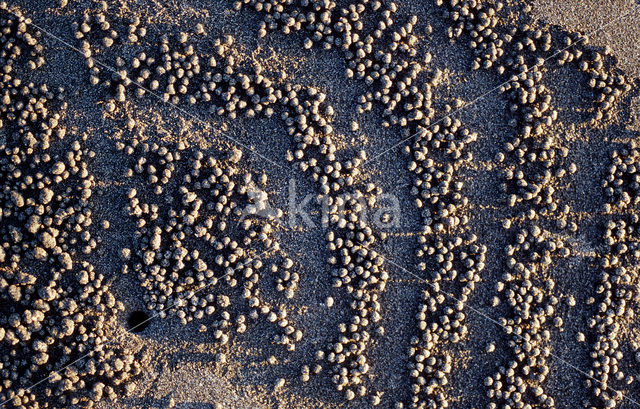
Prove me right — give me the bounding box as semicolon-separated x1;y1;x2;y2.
128;310;150;332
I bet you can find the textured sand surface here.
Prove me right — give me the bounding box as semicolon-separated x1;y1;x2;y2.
2;1;640;409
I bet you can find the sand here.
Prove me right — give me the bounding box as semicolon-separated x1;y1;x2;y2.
2;0;640;408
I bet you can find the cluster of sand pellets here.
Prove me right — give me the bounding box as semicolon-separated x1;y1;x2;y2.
584;142;640;409
278;84;390;403
399;110;487;409
76;3;393;401
2;0;640;408
235;0;437;134
439;2;576;409
0;4;146;409
436;1;638;409
75;6;280;119
118;136;304;353
439;0;630;121
99;0;639;406
233;2;492;407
